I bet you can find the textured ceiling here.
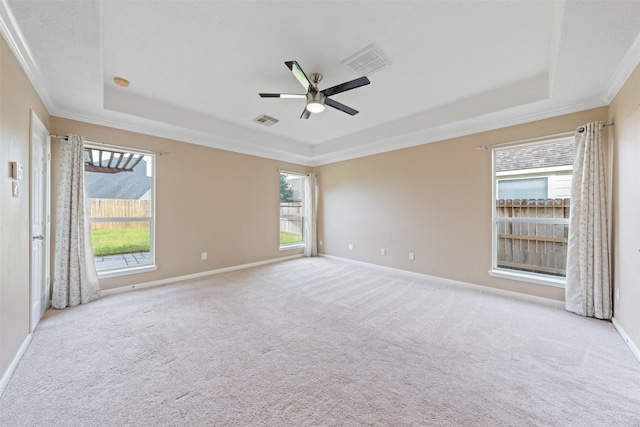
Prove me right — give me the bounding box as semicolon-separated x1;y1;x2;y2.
4;1;640;165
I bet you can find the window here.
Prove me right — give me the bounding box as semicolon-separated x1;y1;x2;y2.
491;138;573;286
497;177;548;199
279;172;305;249
85;146;156;277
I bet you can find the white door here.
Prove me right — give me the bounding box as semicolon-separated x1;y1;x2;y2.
30;111;51;331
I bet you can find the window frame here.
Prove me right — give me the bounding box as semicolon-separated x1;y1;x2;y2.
85;144;157;278
489;137;573;288
278;171;305;251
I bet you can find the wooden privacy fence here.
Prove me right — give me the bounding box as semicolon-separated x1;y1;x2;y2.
90;199;151;230
280;202;303;236
496;198;570;277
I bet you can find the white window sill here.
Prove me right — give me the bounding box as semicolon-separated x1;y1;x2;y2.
97;265;158;279
488;268;565;288
279;244;304;251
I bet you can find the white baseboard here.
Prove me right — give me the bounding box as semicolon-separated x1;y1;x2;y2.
612;317;640;363
0;333;32;397
101;254;303;296
320;254;565;309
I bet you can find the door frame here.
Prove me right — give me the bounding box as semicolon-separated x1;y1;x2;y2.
30;110;51;332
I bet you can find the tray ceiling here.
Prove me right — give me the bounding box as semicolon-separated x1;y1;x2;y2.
4;1;640;165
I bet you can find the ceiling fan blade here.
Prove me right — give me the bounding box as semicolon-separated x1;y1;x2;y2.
285;61;314;92
259;93;306;98
321;76;370;97
325;98;359;115
300;107;311;119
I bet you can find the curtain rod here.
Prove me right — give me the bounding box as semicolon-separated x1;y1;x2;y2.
49;134;171;156
475;122;614;150
278;169;308;176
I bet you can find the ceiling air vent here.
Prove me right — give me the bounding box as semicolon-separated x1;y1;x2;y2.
342;45;389;76
253;114;279;127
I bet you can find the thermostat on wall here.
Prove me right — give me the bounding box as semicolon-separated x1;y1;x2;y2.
11;161;23;180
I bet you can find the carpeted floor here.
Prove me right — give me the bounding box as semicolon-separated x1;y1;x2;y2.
1;257;639;426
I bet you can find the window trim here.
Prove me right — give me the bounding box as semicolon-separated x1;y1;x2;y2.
86;144;157;277
279;243;304;251
97;265;158;280
278;171;305;250
488;268;566;288
491;137;573;287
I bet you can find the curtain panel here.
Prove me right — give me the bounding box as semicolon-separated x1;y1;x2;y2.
565;122;611;319
304;173;318;257
52;135;101;309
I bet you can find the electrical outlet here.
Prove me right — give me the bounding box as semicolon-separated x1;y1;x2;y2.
348;244;354;251
616;288;620;301
319;240;323;246
381;248;386;255
201;252;207;260
409;252;415;260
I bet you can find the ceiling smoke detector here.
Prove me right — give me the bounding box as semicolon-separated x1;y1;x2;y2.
114;77;130;88
342;45;389;76
253;114;279;127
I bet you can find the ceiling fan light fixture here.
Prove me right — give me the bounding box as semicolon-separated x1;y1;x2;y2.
260;61;368;119
306;92;325;113
306;102;325;113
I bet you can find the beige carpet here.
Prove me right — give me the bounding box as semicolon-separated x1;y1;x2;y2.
1;257;639;426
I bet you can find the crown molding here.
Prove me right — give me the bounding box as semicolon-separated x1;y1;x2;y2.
601;30;640;103
53;95;606;169
309;98;606;166
0;0;56;113
52;109;316;167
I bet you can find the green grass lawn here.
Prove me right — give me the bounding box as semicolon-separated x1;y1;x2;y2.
280;231;302;245
91;228;150;256
92;228;300;256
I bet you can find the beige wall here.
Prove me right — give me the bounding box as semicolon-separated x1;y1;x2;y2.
50;118;311;291
609;63;640;350
316;107;609;301
0;37;50;380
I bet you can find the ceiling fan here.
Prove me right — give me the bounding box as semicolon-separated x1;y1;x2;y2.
259;61;370;119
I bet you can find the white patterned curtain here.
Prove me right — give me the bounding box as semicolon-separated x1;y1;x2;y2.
565;122;611;319
303;173;318;257
52;135;101;309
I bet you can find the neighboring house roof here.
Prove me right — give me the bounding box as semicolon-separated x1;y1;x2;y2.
85;159;151;199
495;139;574;172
